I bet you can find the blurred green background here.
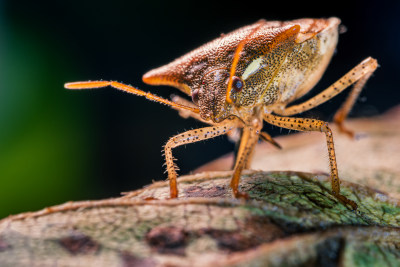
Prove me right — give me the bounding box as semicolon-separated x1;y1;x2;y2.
1;0;399;218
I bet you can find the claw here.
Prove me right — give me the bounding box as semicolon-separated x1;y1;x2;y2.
332;191;358;210
335;122;355;139
233;190;249;200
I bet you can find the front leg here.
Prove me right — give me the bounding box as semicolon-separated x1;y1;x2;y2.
264;114;357;210
164;122;236;198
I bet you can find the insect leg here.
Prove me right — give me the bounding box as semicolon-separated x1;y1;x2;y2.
240;130;280;171
164;123;237;198
263;114;357;210
274;57;377;136
172;93;264;166
332;71;374;136
230;124;261;198
259;132;282;149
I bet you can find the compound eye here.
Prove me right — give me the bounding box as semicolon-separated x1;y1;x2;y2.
232;76;244;92
191;89;200;105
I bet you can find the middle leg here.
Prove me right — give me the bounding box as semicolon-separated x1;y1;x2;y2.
230;121;262;198
263;113;357;209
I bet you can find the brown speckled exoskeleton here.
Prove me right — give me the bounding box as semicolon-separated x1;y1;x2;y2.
65;17;377;209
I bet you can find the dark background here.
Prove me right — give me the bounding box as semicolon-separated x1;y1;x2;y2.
1;0;399;218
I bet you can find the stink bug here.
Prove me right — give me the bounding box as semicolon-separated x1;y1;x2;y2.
65;17;377;209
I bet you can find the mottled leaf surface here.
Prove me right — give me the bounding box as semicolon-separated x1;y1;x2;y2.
1;170;399;267
0;107;399;266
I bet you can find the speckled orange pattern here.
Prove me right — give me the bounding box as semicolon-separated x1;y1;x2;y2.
65;17;377;209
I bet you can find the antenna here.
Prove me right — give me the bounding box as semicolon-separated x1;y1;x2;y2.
65;81;200;113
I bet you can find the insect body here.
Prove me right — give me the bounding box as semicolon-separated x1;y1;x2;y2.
66;17;377;209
